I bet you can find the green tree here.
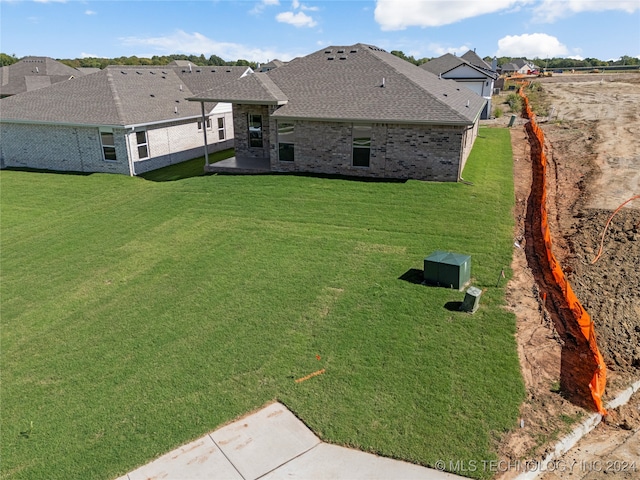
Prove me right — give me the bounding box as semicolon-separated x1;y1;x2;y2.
0;53;19;66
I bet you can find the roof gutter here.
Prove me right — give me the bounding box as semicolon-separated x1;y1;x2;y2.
186;97;288;106
268;114;475;127
0;112;213;130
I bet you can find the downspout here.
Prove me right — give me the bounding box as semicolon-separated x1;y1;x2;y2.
126;127;136;176
200;102;210;166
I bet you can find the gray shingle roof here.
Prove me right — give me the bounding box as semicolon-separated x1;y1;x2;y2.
0;56;90;97
419;53;466;76
0;65;247;126
190;72;287;105
190;44;485;125
420;53;497;80
460;50;492;70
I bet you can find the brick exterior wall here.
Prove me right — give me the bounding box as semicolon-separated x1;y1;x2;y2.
232;104;273;159
0;111;233;175
0;123;130;174
265;118;478;182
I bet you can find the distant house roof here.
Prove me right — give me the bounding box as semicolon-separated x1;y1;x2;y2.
0;56;93;97
460;50;492;70
258;59;286;72
0;65;249;127
190;43;485;126
419;53;498;80
500;63;520;72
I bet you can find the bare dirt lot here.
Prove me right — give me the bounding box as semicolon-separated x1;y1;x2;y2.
493;73;640;479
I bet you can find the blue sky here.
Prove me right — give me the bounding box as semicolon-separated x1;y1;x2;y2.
1;1;639;62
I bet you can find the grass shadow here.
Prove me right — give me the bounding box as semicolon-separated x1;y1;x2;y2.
444;301;463;311
398;268;424;285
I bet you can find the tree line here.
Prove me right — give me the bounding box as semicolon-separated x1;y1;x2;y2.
0;53;256;69
2;51;638;70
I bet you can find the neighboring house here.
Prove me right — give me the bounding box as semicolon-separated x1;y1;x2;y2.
0;56;95;98
188;44;485;182
499;59;539;75
0;65;251;175
420;51;498;119
257;59;285;72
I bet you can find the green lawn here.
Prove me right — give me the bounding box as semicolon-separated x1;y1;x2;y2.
0;127;524;480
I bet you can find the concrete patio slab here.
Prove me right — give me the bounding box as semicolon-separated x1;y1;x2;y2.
211;402;321;479
123;436;243;480
261;442;464;480
204;156;271;174
116;402;468;480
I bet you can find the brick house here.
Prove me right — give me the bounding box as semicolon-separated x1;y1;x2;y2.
0;65;251;175
419;51;498;120
188;44;486;182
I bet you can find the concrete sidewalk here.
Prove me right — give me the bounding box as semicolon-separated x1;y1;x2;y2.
116;402;465;480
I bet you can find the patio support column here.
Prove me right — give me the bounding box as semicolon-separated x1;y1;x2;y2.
200;102;210;166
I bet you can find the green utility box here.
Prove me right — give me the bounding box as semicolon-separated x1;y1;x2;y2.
424;251;471;291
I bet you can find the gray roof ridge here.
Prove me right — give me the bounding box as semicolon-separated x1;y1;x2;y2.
377;50;472;123
105;69;127;124
254;72;288;102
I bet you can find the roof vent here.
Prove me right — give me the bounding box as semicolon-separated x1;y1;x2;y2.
443;93;448;97
121;71;127;75
381;77;385;88
226;69;232;72
136;71;143;75
150;94;155;97
466;100;470;107
350;49;358;53
35;67;39;73
339;56;347;60
324;50;332;54
211;69;216;72
174;106;178;114
150;71;156;75
162;71;167;74
327;56;335;61
337;49;345;53
179;84;183;91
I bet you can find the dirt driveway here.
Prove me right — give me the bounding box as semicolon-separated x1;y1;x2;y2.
495;73;640;480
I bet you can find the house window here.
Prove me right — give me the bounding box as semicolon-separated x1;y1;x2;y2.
100;130;117;161
217;117;225;140
248;114;263;148
136;130;149;159
352;125;371;167
198;117;212;130
278;122;295;162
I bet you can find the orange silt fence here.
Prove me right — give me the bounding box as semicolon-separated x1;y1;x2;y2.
518;85;607;414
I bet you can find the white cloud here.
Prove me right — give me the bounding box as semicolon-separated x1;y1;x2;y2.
275;10;317;27
84;10;96;16
374;0;531;30
250;0;280;15
81;52;99;58
534;0;640;22
567;55;585;61
119;30;298;62
428;43;472;57
33;0;67;3
496;33;569;58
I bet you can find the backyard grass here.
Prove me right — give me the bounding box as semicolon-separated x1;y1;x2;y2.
0;127;524;480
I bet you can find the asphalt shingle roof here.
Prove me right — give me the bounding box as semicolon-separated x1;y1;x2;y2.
189;44;485;125
0;65;247;126
420;53;497;80
460;50;492;70
0;56;89;97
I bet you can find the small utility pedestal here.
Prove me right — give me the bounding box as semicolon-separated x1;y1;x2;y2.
460;286;482;313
